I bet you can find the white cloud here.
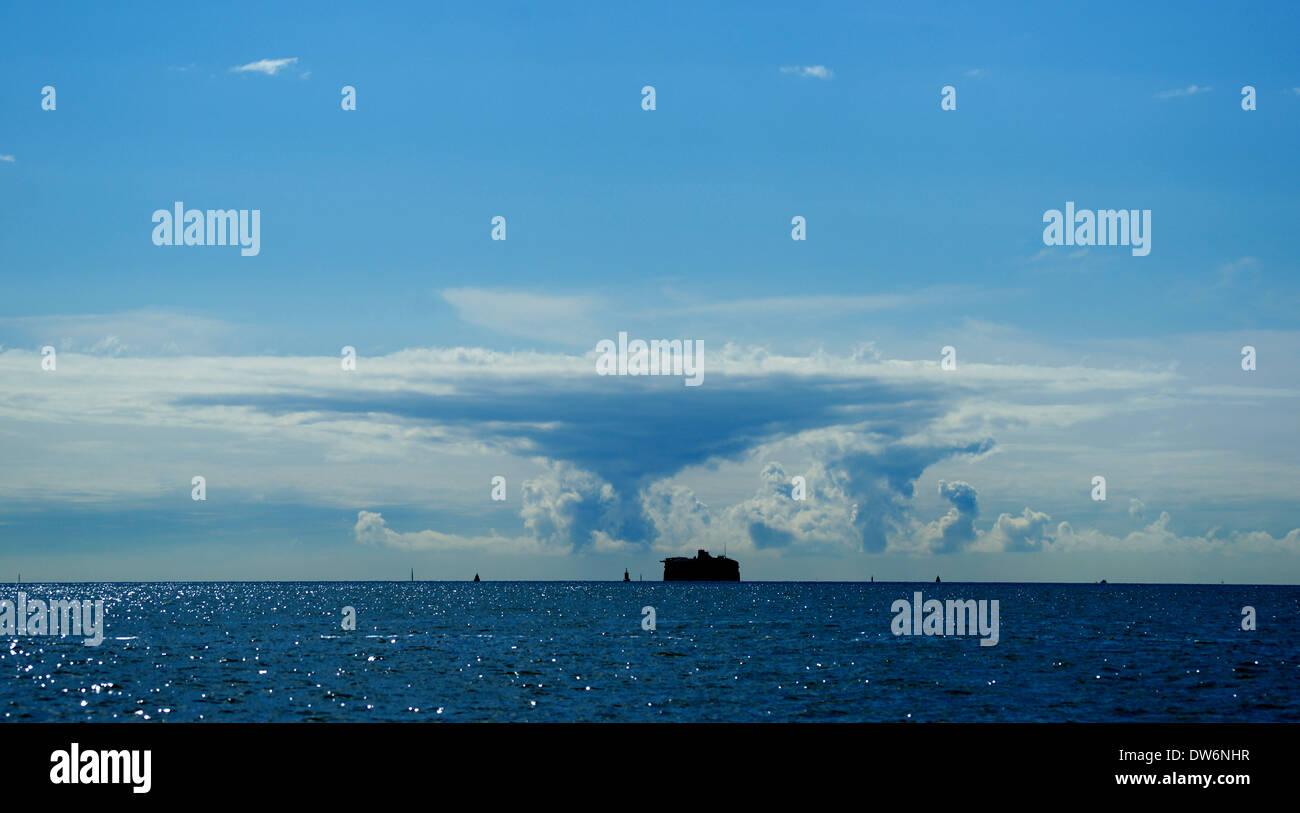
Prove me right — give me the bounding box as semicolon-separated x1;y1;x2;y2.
780;65;834;80
1216;256;1259;286
679;290;953;317
1048;511;1300;555
354;510;554;554
230;57;300;76
1156;84;1212;99
0;155;15;163
441;288;604;345
0;310;247;356
441;286;982;346
0;329;1296;570
982;507;1052;552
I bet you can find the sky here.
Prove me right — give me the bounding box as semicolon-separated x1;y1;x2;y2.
1;1;1298;581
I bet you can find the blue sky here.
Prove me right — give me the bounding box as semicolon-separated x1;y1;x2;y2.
1;1;1298;581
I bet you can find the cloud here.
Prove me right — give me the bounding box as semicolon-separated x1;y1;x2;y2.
982;508;1052;552
678;290;957;318
1047;511;1300;555
441;288;604;345
519;461;646;550
0;155;15;163
0;340;1191;511
354;510;551;554
909;496;1299;557
0;310;247;356
1215;256;1259;287
230;57;300;76
908;479;982;553
1155;84;1212;99
719;460;857;553
1;333;1296;565
646;437;994;559
441;286;980;346
780;65;834;80
964;68;986;78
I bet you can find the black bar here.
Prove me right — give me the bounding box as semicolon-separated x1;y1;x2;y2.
8;722;1285;800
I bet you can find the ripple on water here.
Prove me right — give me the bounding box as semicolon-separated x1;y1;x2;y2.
0;582;1296;722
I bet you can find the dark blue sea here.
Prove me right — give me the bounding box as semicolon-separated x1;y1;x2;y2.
1;582;1296;722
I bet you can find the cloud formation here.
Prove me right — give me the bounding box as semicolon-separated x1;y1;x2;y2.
2;336;1296;565
1156;84;1211;98
781;65;833;80
231;57;300;76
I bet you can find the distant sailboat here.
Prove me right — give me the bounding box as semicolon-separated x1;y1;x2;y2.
935;575;941;583
473;573;480;582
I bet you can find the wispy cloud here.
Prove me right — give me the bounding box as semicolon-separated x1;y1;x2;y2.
441;288;605;345
780;65;833;80
0;154;15;163
0;309;248;356
230;57;300;76
440;287;974;347
1215;256;1260;287
964;68;986;78
1155;84;1212;99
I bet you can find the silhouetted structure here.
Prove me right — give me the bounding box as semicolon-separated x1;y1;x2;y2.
662;549;740;581
623;569;631;582
935;575;941;583
473;573;480;582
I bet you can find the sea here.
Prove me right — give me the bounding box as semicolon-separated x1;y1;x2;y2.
1;582;1296;722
